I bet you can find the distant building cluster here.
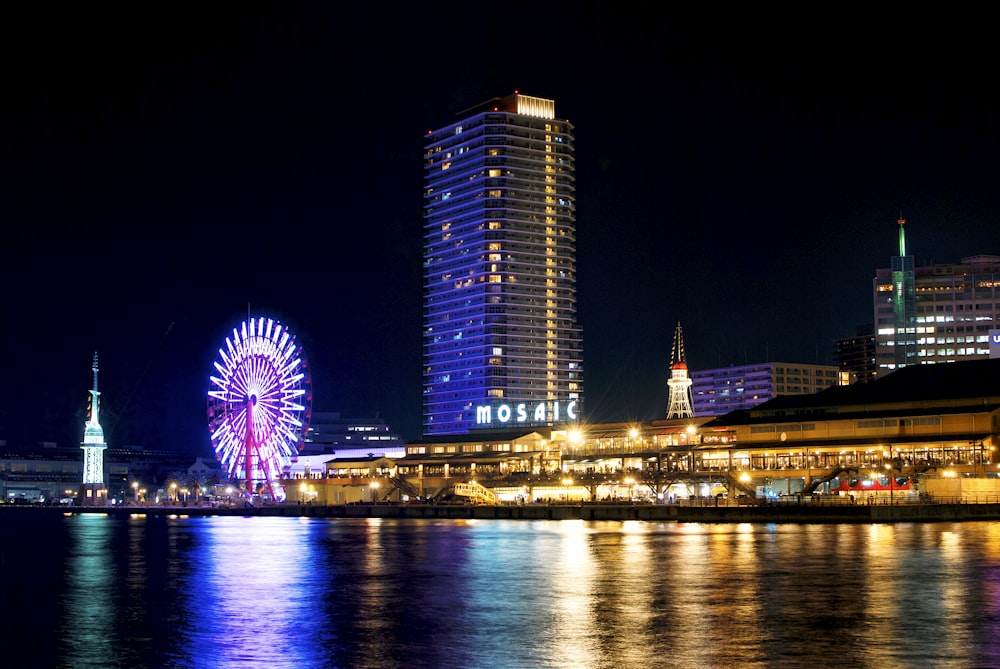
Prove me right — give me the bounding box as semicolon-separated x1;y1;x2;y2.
301;412;404;459
873;252;1000;374
691;362;841;417
2;93;999;504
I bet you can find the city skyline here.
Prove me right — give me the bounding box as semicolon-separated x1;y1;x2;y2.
3;6;998;454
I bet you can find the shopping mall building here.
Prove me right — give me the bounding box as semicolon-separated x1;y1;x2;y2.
290;358;1000;505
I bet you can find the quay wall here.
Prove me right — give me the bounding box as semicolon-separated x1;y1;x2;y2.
16;502;1000;523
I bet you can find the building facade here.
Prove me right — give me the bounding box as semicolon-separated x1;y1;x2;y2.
422;93;583;434
874;253;1000;374
301;411;404;458
833;324;877;383
691;362;840;416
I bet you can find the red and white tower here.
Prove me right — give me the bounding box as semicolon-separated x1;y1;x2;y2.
666;323;694;419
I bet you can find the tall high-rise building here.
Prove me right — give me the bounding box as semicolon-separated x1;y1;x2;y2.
874;242;1000;374
422;93;583;435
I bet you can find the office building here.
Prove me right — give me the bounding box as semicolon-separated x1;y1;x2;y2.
422;93;583;434
873;226;999;373
691;362;840;416
833;324;877;383
300;412;404;458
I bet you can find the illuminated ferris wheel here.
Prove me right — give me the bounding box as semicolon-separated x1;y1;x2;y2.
207;316;311;503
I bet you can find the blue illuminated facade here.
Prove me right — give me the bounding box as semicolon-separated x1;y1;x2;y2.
422;93;583;434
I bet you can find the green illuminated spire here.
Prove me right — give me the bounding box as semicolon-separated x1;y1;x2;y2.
898;216;906;257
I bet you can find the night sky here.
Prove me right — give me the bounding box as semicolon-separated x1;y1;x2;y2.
3;5;998;455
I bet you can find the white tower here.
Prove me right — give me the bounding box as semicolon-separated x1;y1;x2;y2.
80;352;108;505
666;323;694;419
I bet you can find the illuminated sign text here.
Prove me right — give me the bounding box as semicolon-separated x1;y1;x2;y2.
475;401;578;426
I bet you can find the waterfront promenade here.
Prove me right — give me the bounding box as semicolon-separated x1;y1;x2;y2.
12;499;1000;523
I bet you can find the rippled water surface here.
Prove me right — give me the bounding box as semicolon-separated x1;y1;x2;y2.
3;511;1000;668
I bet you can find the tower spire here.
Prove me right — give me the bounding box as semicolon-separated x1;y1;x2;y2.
889;216;917;371
666;323;694;419
898;214;907;257
90;352;100;424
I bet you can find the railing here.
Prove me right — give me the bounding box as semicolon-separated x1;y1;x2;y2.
453;481;499;505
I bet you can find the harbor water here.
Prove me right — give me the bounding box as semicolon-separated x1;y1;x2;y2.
2;509;999;668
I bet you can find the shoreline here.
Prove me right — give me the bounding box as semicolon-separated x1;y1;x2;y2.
7;501;1000;523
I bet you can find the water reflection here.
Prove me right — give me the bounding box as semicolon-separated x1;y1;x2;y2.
171;516;331;668
5;513;999;667
62;513;116;666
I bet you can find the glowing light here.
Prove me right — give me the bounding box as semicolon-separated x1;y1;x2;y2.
207;317;311;502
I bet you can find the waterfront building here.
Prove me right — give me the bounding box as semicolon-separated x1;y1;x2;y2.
701;357;1000;497
873;222;999;374
665;322;694;419
833;324;877;383
422;92;583;435
301;411;404;458
390;359;999;502
0;440;206;505
691;362;840;416
79;353;108;506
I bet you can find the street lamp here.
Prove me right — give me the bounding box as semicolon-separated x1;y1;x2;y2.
369;481;380;503
132;481;138;504
885;463;894;505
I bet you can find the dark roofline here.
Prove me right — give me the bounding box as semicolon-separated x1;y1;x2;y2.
706;359;1000;426
407;429;547;446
